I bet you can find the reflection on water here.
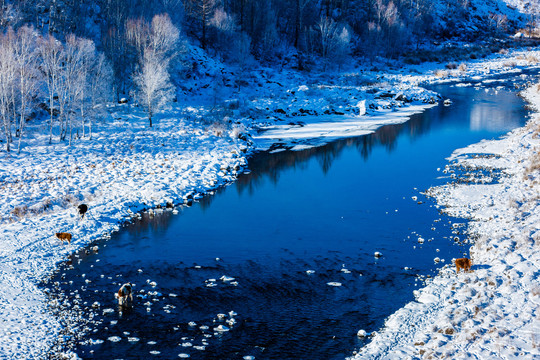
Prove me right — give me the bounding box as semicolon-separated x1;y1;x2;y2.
45;81;530;360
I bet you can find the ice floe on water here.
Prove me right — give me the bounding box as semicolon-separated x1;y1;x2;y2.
107;336;121;342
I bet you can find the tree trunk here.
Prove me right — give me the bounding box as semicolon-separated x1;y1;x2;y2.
3;118;10;152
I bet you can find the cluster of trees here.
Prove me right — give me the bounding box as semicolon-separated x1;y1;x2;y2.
0;0;532;152
0;26;112;152
0;11;183;152
3;1;523;72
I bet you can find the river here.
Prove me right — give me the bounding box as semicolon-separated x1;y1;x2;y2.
45;75;533;360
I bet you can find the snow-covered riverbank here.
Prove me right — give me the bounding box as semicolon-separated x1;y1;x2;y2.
0;106;252;358
1;45;540;359
354;66;540;359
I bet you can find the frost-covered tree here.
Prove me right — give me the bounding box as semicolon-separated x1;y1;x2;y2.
130;13;179;127
125;17;150;63
70;36;98;140
13;26;40;153
150;13;181;59
87;53;113;139
0;29;16;152
133;49;175;127
38;34;63;144
316;17;351;70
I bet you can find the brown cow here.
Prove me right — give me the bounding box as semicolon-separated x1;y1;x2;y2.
455;258;472;273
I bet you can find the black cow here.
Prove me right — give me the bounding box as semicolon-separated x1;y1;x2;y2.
78;204;88;219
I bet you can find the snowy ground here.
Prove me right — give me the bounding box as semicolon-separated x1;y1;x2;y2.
1;45;540;359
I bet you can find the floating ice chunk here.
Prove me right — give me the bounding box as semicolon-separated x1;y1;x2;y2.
226;318;236;326
89;339;104;345
327;282;342;287
147;341;157;345
199;325;209;331
298;85;309;91
418;237;425;244
217;313;226;320
147;280;158;287
243;356;255;360
214;325;230;332
404;267;411;270
194;265;202;269
138;269;143;273
228;311;237;317
220;275;235;282
128;337;140;342
215;257;220;261
169;293;178;297
92;301;100;308
306;270;315;275
374;252;383;258
434;257;441;263
340;268;351;274
172;209;179;215
108;336;121;342
178;354;190;358
206;283;217;288
230;281;239;286
194;346;206;351
357;329;368;337
103;308;114;314
411;196;418;201
150;351;161;355
181;342;193;347
188;321;197;327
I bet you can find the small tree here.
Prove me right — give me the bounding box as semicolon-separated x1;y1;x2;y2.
13;25;40;153
133;49;175;127
317;17;350;71
88;53;113;139
150;13;180;60
38;34;63;144
131;14;180;127
0;29;16;152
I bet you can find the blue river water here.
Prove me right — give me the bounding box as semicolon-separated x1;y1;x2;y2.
45;75;532;360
